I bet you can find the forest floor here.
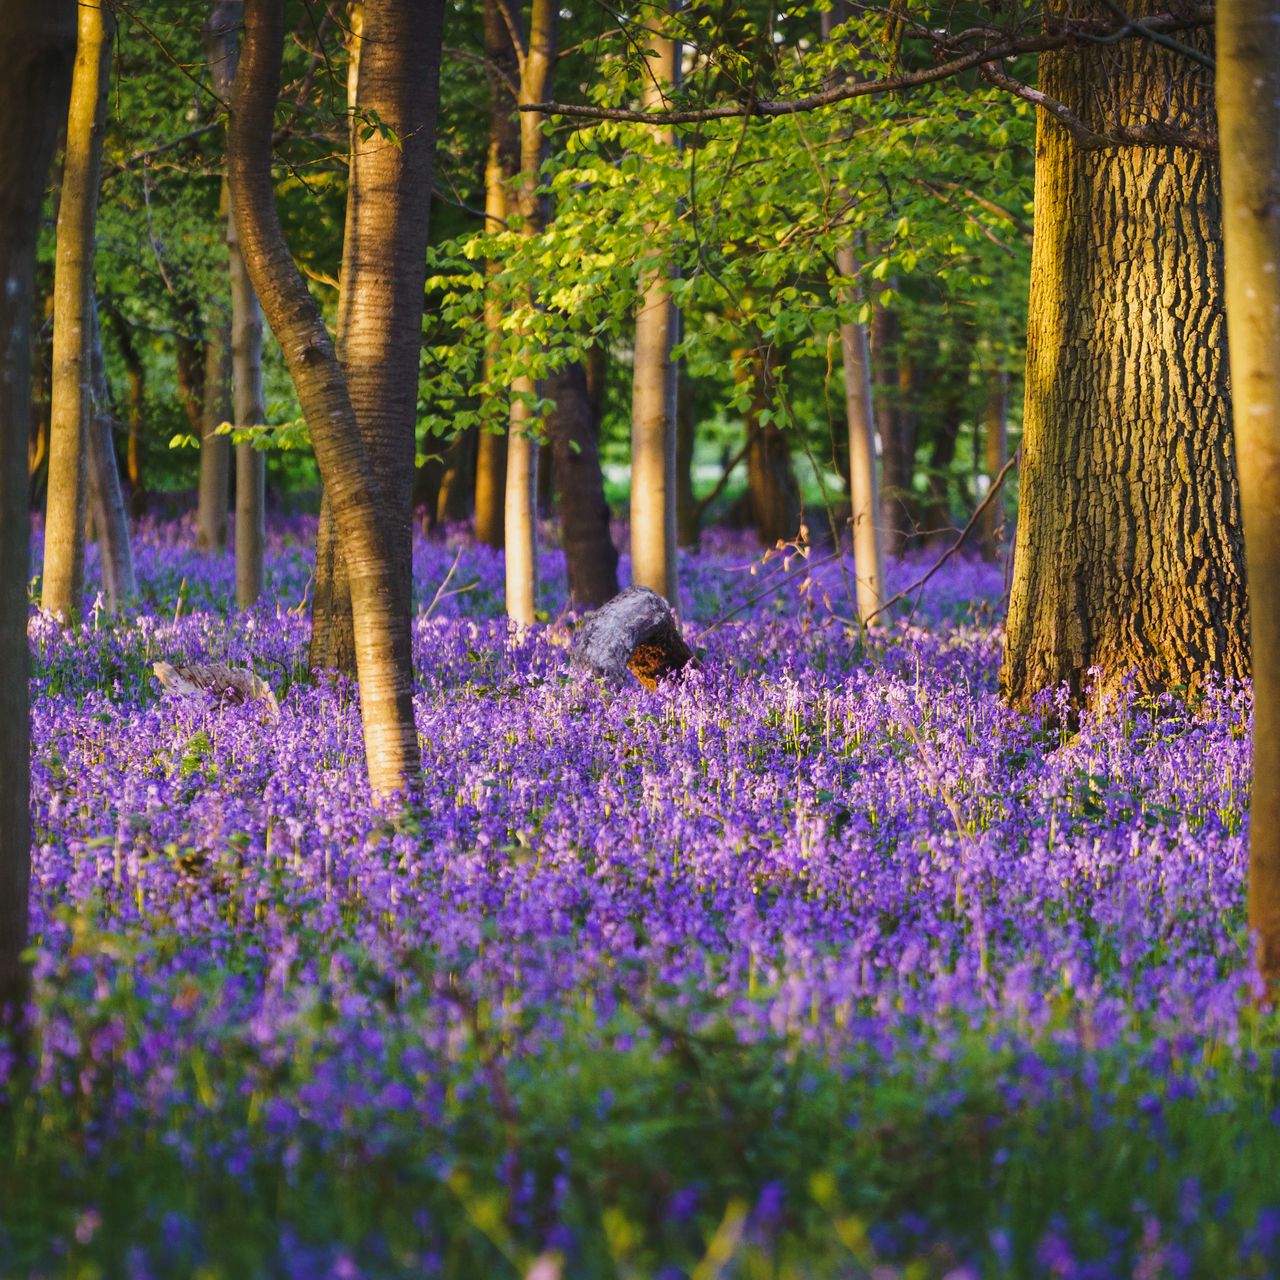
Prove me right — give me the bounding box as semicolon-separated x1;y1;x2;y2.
2;518;1274;1279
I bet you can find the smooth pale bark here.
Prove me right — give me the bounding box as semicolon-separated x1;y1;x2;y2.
0;0;75;1020
85;296;136;610
835;246;885;623
230;0;422;798
311;0;443;667
629;26;680;607
737;346;801;547
196;302;232;553
1000;7;1243;709
43;0;113;622
981;369;1009;559
206;4;266;608
504;0;557;626
545;362;618;607
474;0;519;549
1218;0;1280;985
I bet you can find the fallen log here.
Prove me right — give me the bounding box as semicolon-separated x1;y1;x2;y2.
153;661;280;717
570;587;696;690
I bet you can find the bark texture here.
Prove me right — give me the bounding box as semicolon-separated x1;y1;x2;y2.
981;369;1009;559
474;0;519;550
43;0;113;622
629;24;681;607
545;361;618;608
311;0;443;664
0;0;75;1019
86;296;136;610
738;346;801;548
570;586;695;689
1217;0;1280;984
229;0;422;797
1000;10;1244;709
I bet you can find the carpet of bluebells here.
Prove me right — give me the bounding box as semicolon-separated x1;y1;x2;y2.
4;515;1278;1279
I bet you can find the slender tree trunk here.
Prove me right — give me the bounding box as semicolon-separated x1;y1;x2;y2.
474;0;519;550
0;0;75;1022
196;302;232;552
229;0;424;798
504;0;557;626
675;357;699;548
437;428;476;524
737;345;801;547
981;369;1009;559
103;300;149;518
85;296;135;609
873;306;915;557
629;23;681;607
206;4;266;608
835;247;886;622
545;361;618;607
923;374;968;547
43;0;113;622
1218;0;1280;985
1000;10;1243;709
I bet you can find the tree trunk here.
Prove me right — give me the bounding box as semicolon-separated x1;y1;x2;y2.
835;247;886;622
922;372;968;548
1000;12;1243;709
103;300;149;519
196;301;232;552
437;428;476;524
1218;0;1280;986
474;0;519;550
675;358;699;548
546;361;618;607
629;23;681;608
85;296;135;610
981;369;1009;560
42;0;113;622
0;0;75;1020
310;0;442;662
504;0;557;626
738;346;801;547
206;4;267;609
873;306;915;557
229;0;424;798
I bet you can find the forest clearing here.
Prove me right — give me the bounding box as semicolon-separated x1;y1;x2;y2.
2;0;1280;1275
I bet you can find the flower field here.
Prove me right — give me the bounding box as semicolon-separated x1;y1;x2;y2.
3;520;1276;1279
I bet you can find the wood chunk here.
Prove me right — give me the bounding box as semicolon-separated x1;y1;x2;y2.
570;587;696;690
154;661;280;717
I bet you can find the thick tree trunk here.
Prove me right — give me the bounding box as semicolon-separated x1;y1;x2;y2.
196;301;232;553
737;346;801;547
1000;12;1243;709
43;0;113;622
311;0;442;662
835;247;886;622
0;0;75;1019
675;358;699;548
474;0;519;550
981;369;1009;560
545;361;618;607
505;0;557;626
206;4;266;608
629;24;680;607
229;0;424;797
1218;0;1280;985
85;296;135;610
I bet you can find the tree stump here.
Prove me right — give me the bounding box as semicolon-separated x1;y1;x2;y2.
570;587;696;690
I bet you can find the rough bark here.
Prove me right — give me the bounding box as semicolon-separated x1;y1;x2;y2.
1000;8;1243;709
229;0;422;797
311;0;444;663
42;0;113;622
206;4;267;609
570;586;695;689
505;0;558;626
629;23;681;608
0;0;75;1020
545;361;618;607
738;346;801;547
980;369;1009;560
85;296;136;610
474;0;519;550
1217;0;1280;985
196;300;232;553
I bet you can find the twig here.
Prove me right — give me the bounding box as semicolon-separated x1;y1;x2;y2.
697;550;844;640
862;445;1021;626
